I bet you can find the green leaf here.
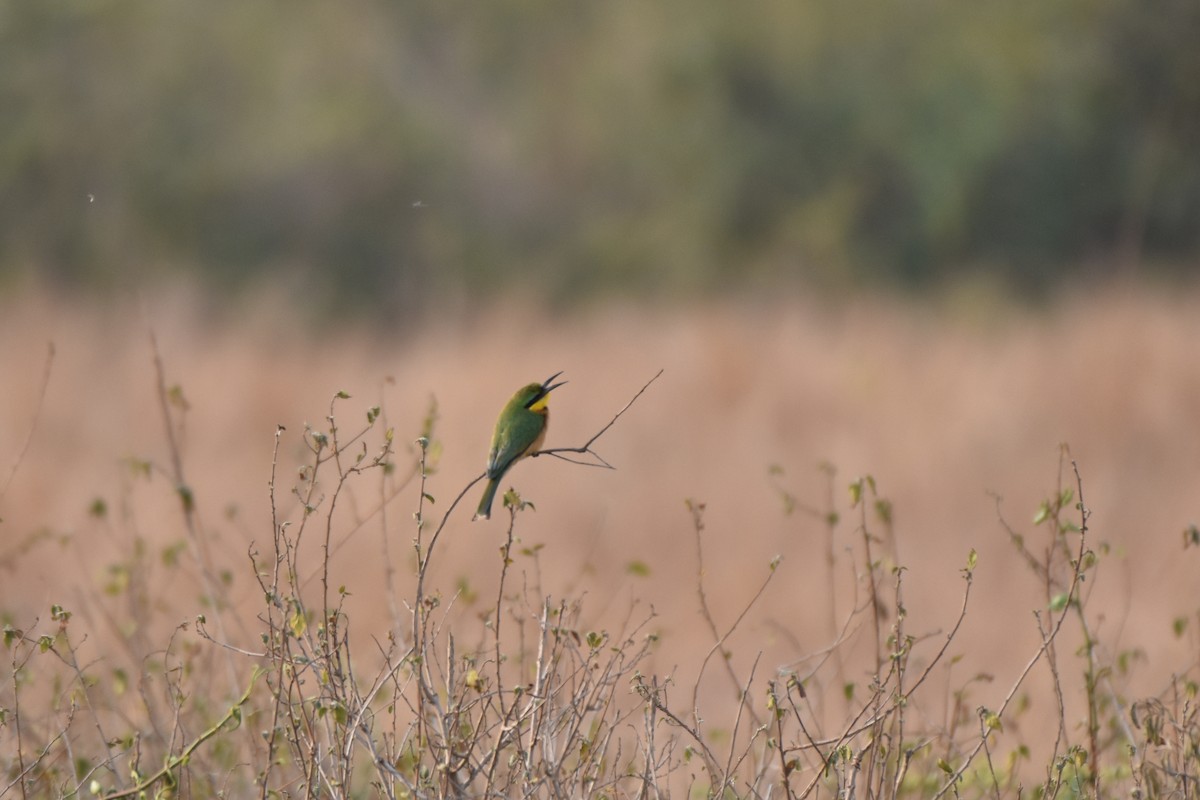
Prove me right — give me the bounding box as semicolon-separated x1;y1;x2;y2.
3;625;20;649
177;484;195;513
112;668;128;696
125;457;153;478
167;384;189;411
289;608;307;638
1049;593;1070;612
966;548;978;571
1184;524;1200;548
626;561;651;577
874;499;892;525
162;540;187;568
103;565;130;596
455;577;478;604
1033;502;1050;525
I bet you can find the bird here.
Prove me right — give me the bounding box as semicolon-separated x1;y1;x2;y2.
473;372;567;521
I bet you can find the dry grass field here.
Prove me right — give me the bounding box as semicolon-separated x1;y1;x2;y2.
1;284;1198;797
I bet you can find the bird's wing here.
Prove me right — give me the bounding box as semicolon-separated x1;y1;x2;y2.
486;412;541;479
485;440;508;478
485;424;515;478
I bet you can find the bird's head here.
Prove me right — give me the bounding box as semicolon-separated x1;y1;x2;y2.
515;371;567;413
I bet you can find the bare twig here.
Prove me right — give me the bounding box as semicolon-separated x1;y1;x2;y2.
146;330;241;700
422;369;662;568
932;460;1093;800
689;498;774;732
1;342;54;502
103;670;261;800
536;368;664;468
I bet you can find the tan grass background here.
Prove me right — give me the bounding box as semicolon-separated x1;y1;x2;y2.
2;285;1198;753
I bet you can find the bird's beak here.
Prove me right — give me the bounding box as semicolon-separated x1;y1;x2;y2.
541;371;567;394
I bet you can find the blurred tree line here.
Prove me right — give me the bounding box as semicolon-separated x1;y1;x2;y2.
2;0;1197;318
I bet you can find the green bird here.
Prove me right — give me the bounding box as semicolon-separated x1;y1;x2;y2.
473;372;567;521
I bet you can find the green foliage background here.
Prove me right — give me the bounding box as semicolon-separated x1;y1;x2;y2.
2;0;1198;316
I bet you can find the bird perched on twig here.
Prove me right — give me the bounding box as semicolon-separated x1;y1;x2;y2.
473;372;567;521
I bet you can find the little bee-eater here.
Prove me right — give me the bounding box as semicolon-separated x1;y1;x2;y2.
473;372;567;521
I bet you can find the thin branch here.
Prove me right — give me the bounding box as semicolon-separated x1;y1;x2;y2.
147;328;241;699
102;670;261;800
931;459;1092;800
691;539;775;730
424;369;663;561
3;700;76;798
535;368;663;468
1;341;55;501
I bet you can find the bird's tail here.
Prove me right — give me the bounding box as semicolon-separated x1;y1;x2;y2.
473;478;499;521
